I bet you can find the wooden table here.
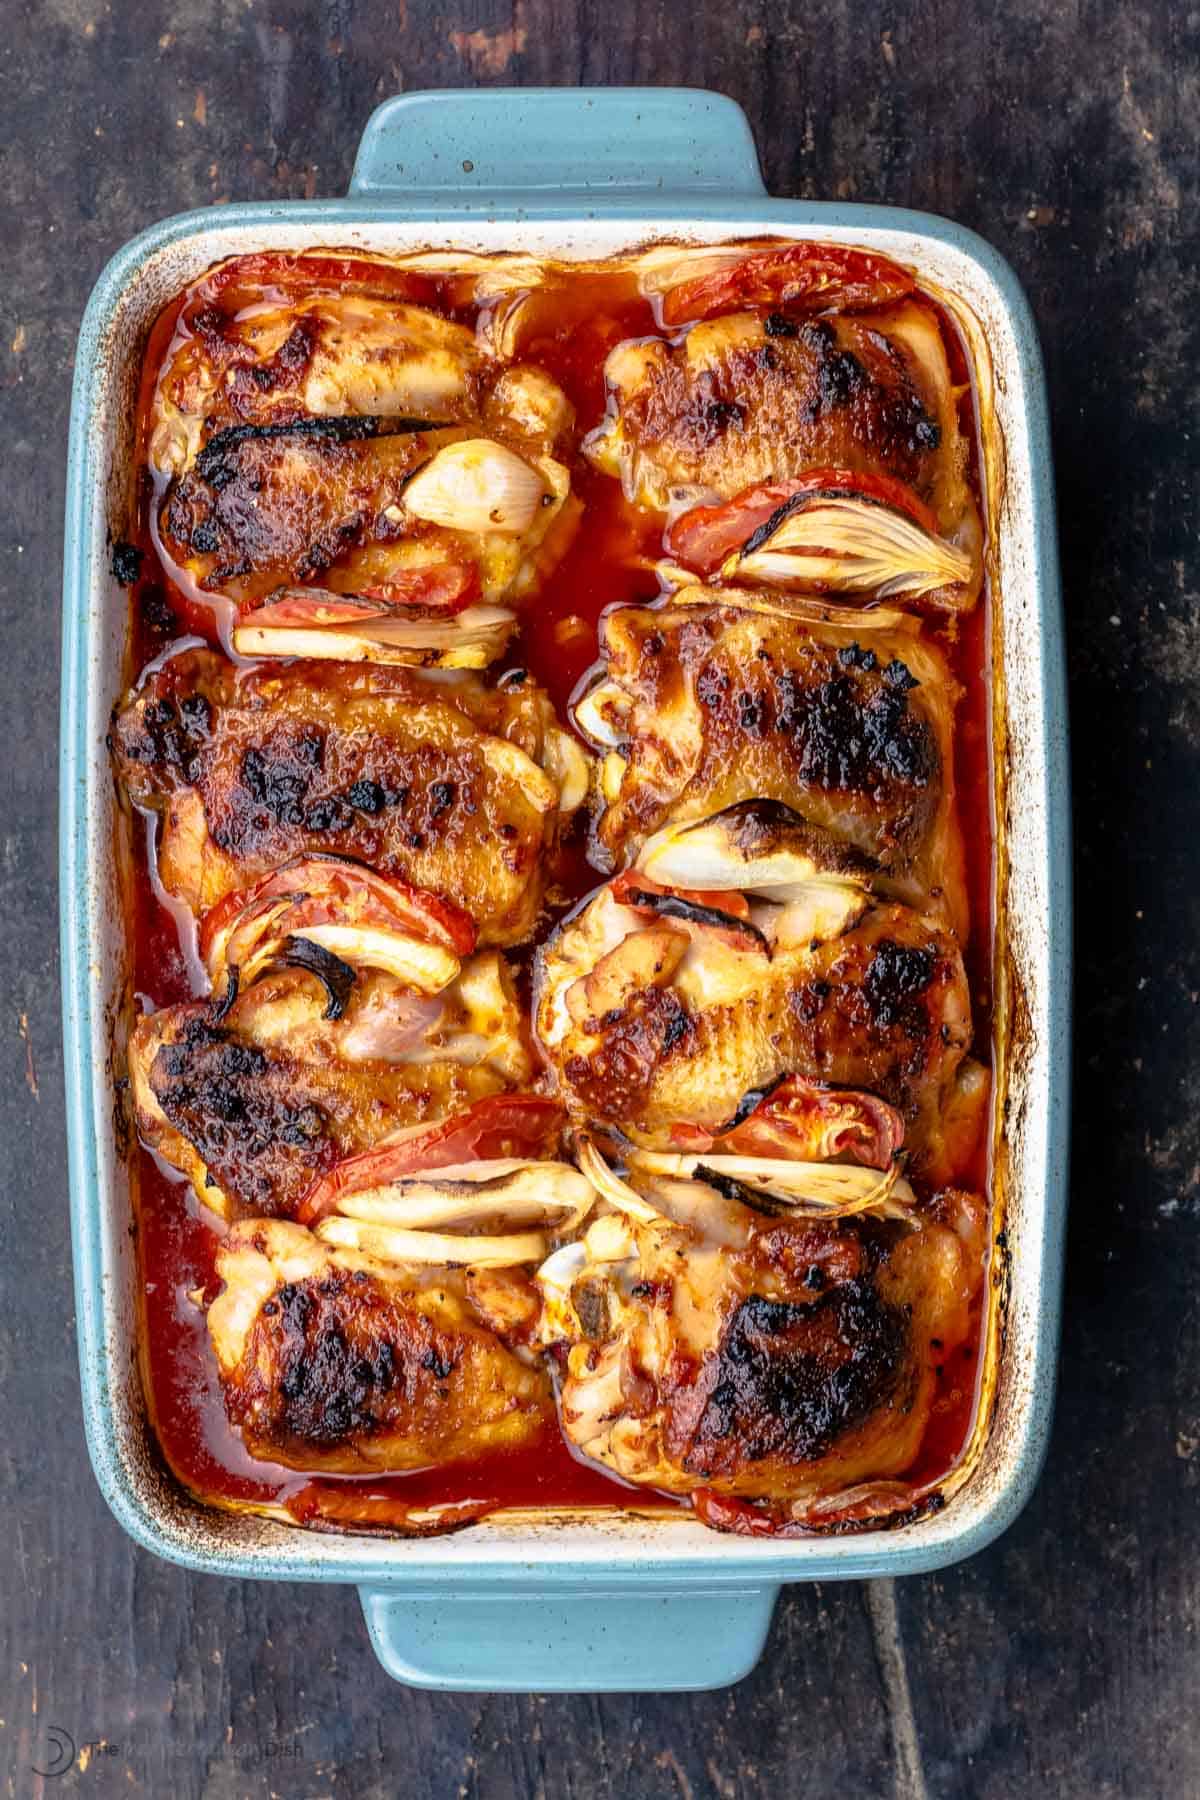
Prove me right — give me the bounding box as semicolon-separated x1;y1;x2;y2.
2;3;1195;1794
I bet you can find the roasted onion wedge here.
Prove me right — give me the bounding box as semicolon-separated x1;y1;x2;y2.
636;802;873;898
298;1094;567;1222
664;468;941;575
626;1152;916;1222
666;472;975;612
317;1157;597;1268
667;582;913;634
726;495;973;606
331;1158;596;1232
232;589;517;669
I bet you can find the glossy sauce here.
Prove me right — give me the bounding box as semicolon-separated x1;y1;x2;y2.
122;252;993;1531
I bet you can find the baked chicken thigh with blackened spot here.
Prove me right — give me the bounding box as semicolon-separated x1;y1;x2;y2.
207;1218;553;1473
585;280;978;557
206;1116;600;1471
537;1152;986;1530
152;289;578;652
129;857;550;1219
574;589;965;933
535;872;985;1182
110;649;588;943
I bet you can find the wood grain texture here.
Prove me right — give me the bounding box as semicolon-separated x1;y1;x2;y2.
1;1;1197;1794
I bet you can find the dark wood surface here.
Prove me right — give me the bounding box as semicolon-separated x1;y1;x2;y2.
2;3;1196;1795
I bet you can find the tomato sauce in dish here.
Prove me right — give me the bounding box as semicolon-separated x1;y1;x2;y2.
119;249;995;1534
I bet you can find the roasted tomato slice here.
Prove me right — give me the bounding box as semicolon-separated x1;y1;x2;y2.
297;1094;567;1222
608;870;765;954
356;561;481;614
668;1075;905;1170
285;1483;493;1536
199;854;478;970
193;251;444;314
664;469;940;576
236;592;393;630
659;244;915;327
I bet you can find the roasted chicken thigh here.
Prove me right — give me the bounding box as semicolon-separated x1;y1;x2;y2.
575;590;966;932
586;298;976;543
111;649;588;943
535;874;983;1181
538;1163;986;1528
152;288;578;633
208;1218;551;1472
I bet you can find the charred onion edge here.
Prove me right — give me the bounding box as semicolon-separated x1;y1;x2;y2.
278;935;358;1020
618;885;770;953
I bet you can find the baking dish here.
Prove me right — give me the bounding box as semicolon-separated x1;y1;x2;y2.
60;87;1070;1692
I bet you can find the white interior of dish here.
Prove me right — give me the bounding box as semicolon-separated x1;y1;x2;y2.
73;213;1056;1575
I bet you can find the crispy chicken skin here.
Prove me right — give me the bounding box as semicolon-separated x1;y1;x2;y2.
536;881;979;1180
110;649;586;943
585;301;975;536
208;1219;549;1472
576;592;965;932
130;953;530;1219
547;1180;985;1518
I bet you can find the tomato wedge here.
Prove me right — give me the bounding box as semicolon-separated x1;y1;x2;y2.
199;854;477;968
357;561;481;614
659;244;915;328
297;1095;567;1223
188;251;444;315
668;1075;904;1169
241;562;481;629
610;870;751;921
664;469;940;577
237;592;392;630
285;1483;493;1536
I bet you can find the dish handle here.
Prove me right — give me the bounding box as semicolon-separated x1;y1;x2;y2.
348;86;766;201
358;1581;779;1692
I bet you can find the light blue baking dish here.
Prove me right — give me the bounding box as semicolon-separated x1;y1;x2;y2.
60;87;1070;1692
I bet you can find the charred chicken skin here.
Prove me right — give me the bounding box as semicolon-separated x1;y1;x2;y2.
575;591;966;933
538;1167;985;1528
208;1218;551;1472
110;649;588;943
535;875;983;1182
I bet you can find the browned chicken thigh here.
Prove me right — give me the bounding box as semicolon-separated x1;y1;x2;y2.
574;590;966;932
538;1163;985;1528
110;649;588;943
151;289;577;634
127;849;570;1219
130;957;535;1221
208;1219;552;1473
585;299;976;541
536;874;983;1182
